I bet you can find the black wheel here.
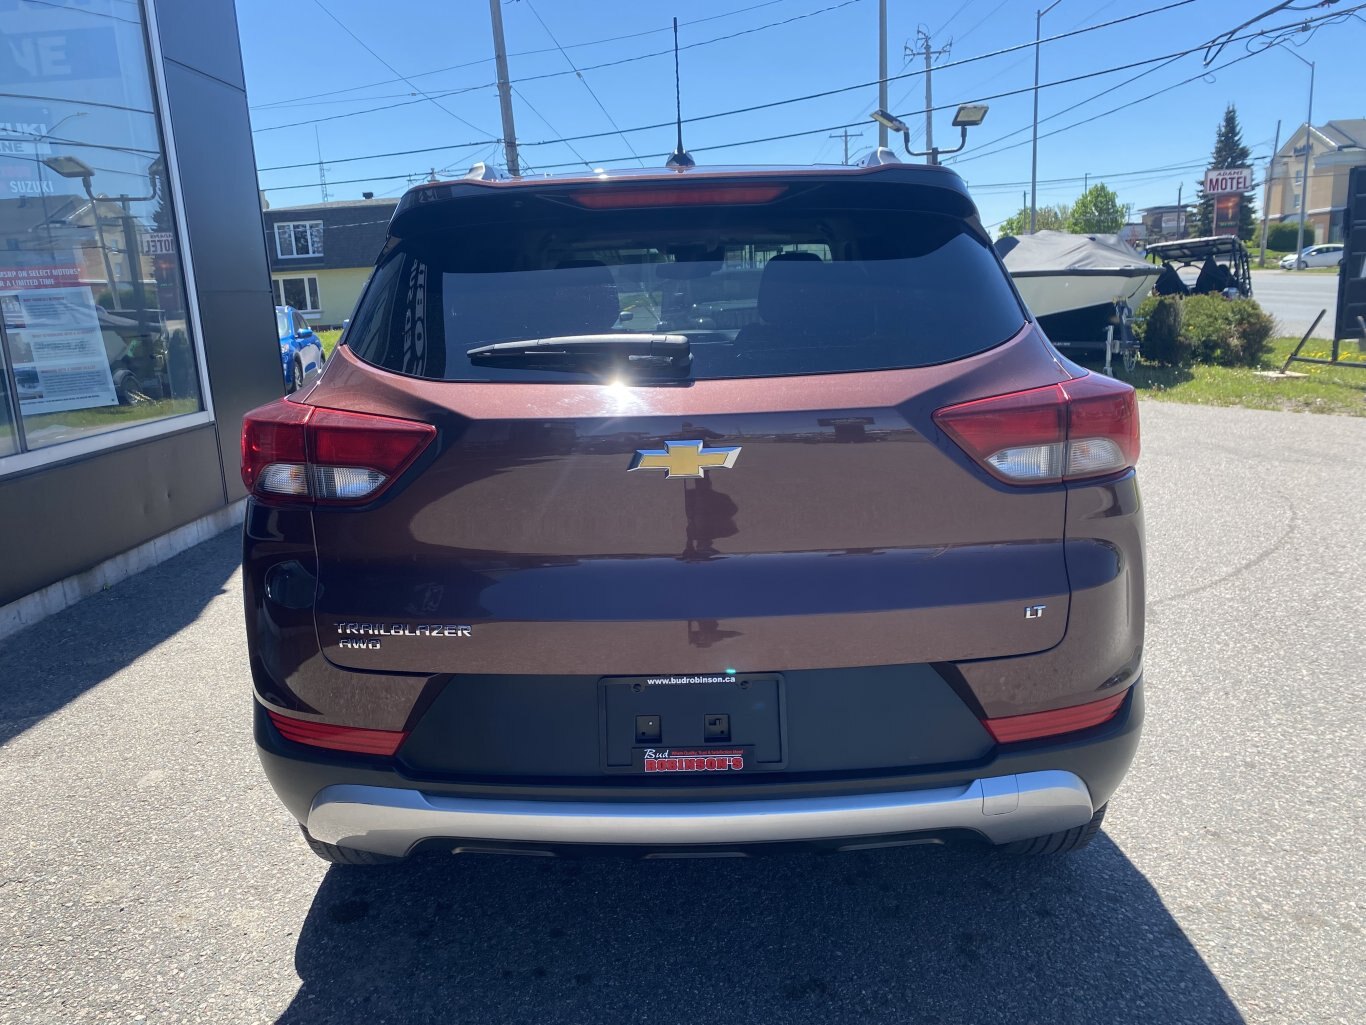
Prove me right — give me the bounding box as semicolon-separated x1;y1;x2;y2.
288;356;304;394
300;824;402;865
998;805;1106;856
114;370;146;405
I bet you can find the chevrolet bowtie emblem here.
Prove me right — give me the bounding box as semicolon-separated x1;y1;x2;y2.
629;440;741;479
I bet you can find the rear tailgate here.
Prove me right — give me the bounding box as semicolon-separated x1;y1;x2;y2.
310;334;1071;676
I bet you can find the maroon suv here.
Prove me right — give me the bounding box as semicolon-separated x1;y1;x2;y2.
241;161;1143;864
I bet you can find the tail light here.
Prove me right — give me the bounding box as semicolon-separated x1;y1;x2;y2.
267;708;407;756
982;691;1127;744
932;373;1139;485
241;398;435;505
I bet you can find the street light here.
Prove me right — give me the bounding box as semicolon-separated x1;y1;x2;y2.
42;154;121;310
1030;0;1062;233
871;104;989;165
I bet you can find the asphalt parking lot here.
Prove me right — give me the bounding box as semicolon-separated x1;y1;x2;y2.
2;401;1363;1025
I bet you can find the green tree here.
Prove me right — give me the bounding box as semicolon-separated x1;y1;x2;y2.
1195;104;1256;239
1066;184;1124;233
997;202;1071;237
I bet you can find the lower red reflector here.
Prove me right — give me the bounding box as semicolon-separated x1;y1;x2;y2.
267;709;407;756
982;692;1127;744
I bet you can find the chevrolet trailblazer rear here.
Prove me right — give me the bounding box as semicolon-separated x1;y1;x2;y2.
241;162;1144;863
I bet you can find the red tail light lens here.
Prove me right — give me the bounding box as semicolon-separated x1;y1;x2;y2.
241;399;435;505
932;373;1139;485
569;184;787;209
982;692;1127;744
267;709;407;756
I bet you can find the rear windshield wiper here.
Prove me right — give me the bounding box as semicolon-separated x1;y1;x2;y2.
466;333;691;374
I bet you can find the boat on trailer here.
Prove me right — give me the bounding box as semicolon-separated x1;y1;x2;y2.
995;230;1161;348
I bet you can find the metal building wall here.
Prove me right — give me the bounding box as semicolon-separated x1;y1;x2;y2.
0;0;280;607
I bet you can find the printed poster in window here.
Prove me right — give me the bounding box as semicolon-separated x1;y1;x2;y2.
2;284;118;414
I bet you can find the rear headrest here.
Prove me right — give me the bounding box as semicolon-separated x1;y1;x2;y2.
757;252;826;328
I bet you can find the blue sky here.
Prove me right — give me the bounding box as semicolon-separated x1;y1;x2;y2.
239;0;1365;228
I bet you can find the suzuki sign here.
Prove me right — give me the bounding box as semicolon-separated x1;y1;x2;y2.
1204;167;1252;195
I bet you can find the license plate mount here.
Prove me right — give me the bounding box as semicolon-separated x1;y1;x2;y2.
599;673;785;773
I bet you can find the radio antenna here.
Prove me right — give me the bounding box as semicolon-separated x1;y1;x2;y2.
665;17;695;170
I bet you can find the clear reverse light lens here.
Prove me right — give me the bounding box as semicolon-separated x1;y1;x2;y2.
310;466;387;501
257;462;309;496
986;443;1065;481
1065;437;1125;477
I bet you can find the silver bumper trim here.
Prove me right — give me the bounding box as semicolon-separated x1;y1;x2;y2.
306;771;1095;857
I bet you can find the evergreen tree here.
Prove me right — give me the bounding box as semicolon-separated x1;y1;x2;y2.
1195;104;1256;239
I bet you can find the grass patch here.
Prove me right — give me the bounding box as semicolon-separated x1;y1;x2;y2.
317;329;342;358
1077;337;1366;417
23;398;201;431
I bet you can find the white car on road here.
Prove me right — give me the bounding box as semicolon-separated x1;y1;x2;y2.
1280;243;1343;269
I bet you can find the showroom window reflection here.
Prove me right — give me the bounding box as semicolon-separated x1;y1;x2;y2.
0;0;203;462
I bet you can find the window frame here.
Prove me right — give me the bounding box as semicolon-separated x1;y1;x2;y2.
275;220;324;259
0;0;216;479
273;275;322;314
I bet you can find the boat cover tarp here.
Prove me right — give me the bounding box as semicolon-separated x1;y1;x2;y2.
995;230;1154;276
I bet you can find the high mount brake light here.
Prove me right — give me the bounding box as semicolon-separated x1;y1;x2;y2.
240;399;435;506
267;709;407;756
982;692;1128;743
568;184;788;209
932;373;1139;485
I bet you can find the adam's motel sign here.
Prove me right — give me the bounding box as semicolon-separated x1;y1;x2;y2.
1204;167;1252;194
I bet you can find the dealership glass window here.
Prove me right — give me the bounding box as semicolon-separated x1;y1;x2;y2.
0;0;203;462
272;276;321;312
275;221;323;258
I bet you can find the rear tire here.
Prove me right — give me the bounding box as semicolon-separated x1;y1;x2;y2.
998;804;1106;855
300;825;403;865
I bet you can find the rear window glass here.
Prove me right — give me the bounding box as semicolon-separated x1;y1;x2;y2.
346;203;1024;382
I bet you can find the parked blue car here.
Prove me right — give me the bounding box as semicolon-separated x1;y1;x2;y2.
276;305;325;393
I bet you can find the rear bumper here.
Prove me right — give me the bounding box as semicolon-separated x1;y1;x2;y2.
306;770;1094;857
257;681;1143;857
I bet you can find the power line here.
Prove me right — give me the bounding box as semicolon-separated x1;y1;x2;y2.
251;0;866;132
258;3;1355;192
951;41;1273;166
517;18;1298;153
308;0;494;138
254;0;1200;144
523;6;1353;171
932;0;977;38
249;0;796;110
258;29;1283;186
512;86;595;171
521;0;645;166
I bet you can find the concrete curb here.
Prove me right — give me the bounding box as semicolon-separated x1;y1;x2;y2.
0;499;246;643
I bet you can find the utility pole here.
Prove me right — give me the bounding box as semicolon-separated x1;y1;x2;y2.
1258;119;1280;268
1083;171;1088;193
878;0;888;149
1293;59;1314;269
1029;1;1061;233
488;0;520;176
315;126;329;203
829;129;864;164
909;28;951;156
